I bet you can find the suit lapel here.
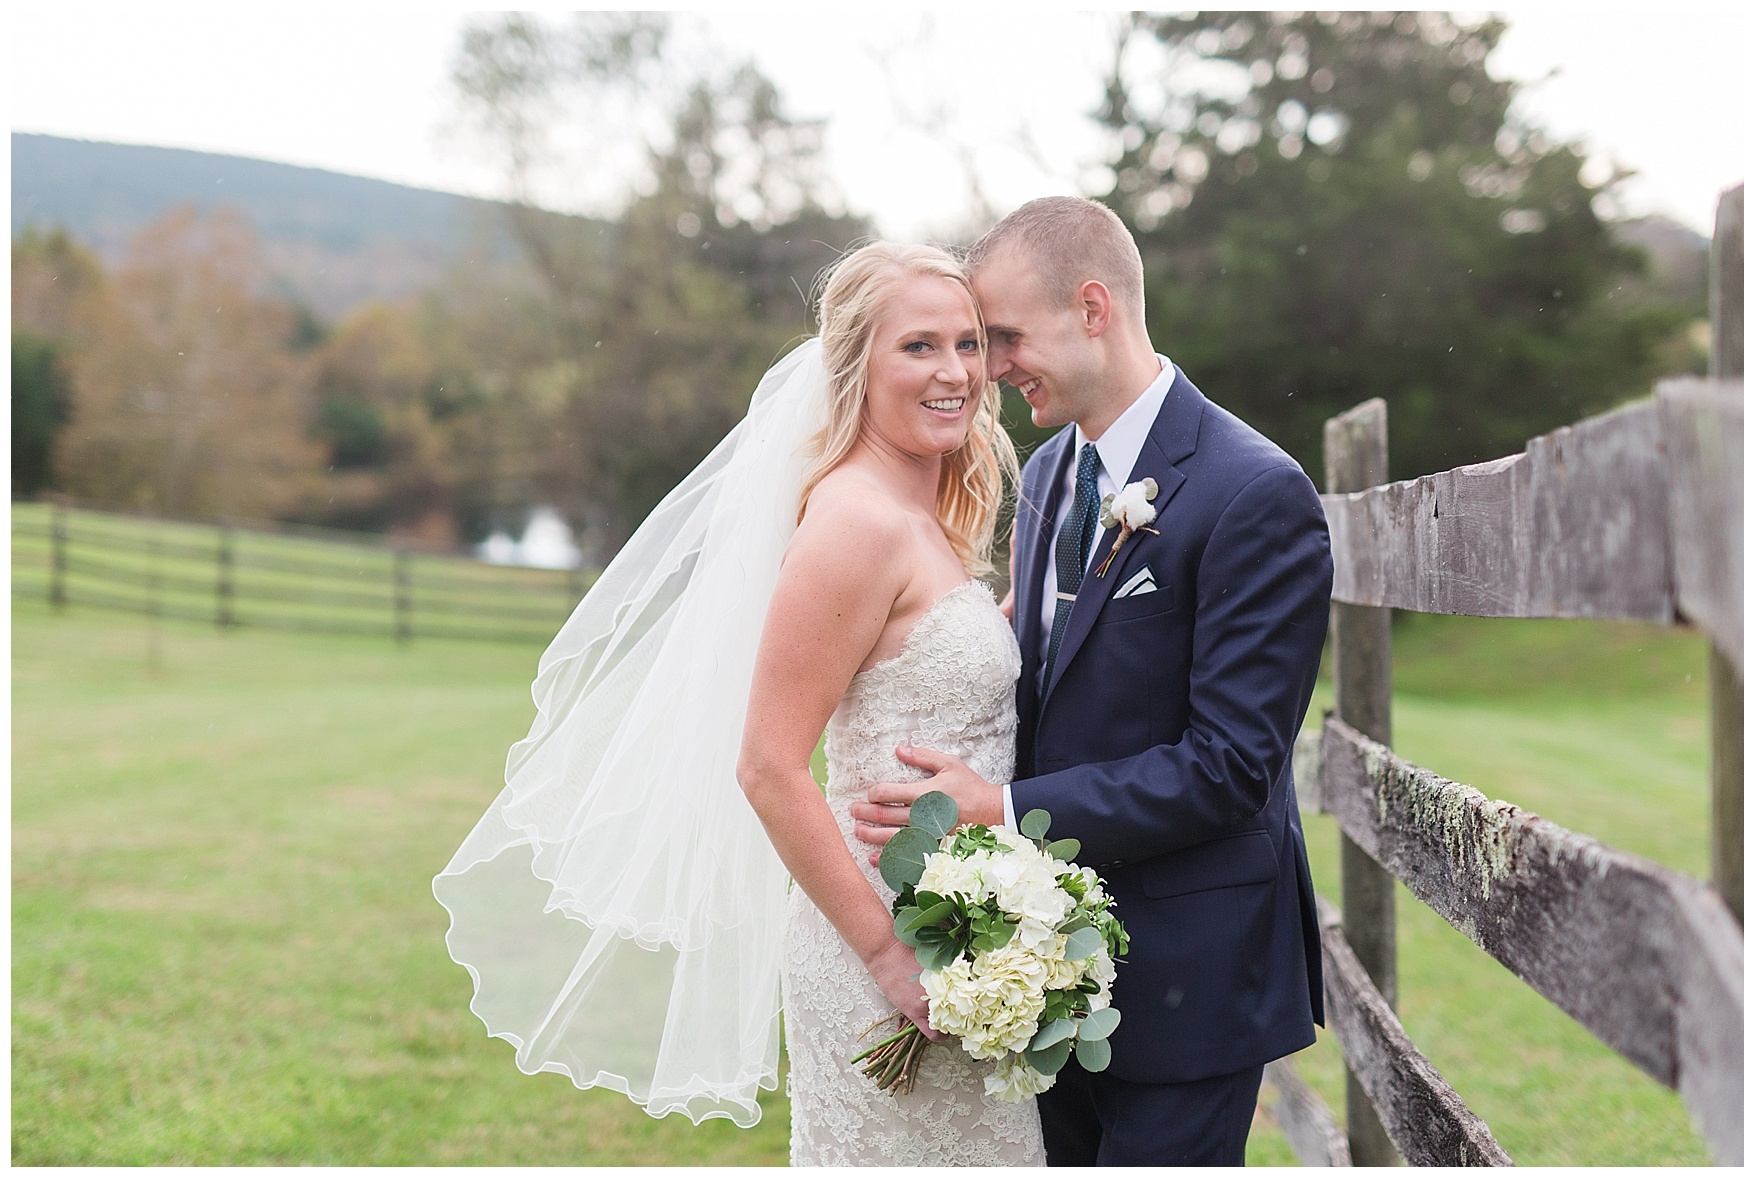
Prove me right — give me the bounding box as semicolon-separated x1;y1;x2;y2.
1014;428;1074;718
1041;370;1205;705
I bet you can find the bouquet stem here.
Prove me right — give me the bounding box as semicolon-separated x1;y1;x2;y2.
852;1013;929;1097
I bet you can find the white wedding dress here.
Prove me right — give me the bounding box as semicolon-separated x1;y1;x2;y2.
782;579;1047;1166
433;341;1046;1162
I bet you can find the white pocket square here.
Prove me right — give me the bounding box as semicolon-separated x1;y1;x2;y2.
1114;565;1159;599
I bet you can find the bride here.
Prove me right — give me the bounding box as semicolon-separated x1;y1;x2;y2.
433;242;1044;1166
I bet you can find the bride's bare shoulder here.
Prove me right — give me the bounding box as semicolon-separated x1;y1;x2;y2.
778;466;913;599
796;465;911;549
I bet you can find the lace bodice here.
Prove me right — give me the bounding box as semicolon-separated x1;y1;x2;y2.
824;580;1021;900
781;579;1043;1166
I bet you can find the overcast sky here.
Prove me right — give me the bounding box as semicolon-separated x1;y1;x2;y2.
9;7;1747;237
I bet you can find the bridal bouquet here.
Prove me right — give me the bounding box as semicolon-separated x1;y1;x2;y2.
854;792;1129;1101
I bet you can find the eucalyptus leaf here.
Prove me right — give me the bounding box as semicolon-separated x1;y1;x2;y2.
1045;837;1082;861
1078;1007;1121;1040
910;790;959;839
906;900;956;932
1020;809;1051;841
1057;915;1092;934
893;910;923;946
1029;1018;1076;1051
916;940;960;972
1023;1038;1072;1075
1074;1035;1112;1072
1063;926;1103;961
878;826;938;892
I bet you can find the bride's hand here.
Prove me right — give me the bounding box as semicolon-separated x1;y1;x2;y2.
863;939;946;1042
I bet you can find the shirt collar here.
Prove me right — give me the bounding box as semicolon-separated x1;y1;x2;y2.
1074;354;1176;491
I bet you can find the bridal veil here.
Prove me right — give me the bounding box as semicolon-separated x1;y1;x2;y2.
433;339;829;1126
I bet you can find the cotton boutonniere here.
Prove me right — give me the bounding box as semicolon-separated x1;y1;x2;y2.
1095;478;1160;577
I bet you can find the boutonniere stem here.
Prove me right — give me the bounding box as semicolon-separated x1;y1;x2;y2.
1095;478;1161;578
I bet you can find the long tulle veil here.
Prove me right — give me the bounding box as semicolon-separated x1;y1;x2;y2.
433;338;830;1126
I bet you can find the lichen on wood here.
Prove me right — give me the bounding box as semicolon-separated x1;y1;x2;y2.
1313;716;1744;1163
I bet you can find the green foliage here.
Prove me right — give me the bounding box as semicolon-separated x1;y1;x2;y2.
12;330;70;497
876;826;938;892
1062;926;1103;961
451;14;870;550
1030;1018;1076;1051
1073;1036;1112;1072
909;790;959;838
1018;808;1051;841
1043;837;1081;861
1022;1038;1073;1076
1102;11;1691;480
946;824;1002;855
1079;1006;1121;1040
313;395;389;469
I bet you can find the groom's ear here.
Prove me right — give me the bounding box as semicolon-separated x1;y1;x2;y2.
1076;279;1114;339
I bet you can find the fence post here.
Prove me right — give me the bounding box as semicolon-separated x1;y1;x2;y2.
216;523;236;629
1324;397;1400;1166
49;498;69;610
1709;183;1743;923
394;549;413;645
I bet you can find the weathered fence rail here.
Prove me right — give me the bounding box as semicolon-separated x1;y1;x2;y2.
1262;184;1744;1167
1299;720;1743;1162
1322;382;1742;671
11;501;590;645
1315;895;1513;1166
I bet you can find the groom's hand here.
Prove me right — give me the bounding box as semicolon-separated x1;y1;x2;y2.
852;746;1005;864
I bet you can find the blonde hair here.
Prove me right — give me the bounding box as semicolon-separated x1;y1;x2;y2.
967;196;1145;318
799;242;1018;575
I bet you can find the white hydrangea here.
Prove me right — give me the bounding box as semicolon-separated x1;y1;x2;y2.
1043;935;1085;991
910;826;1125;1091
1085;947;1117;1008
984;1054;1054;1102
923;941;1050;1059
985;840;1072;930
917;847;995;902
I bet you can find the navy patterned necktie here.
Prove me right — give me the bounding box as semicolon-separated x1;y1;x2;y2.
1044;443;1101;683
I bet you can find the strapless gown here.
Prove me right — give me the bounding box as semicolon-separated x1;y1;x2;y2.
780;580;1047;1166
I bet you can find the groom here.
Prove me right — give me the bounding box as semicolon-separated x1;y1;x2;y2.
854;197;1331;1165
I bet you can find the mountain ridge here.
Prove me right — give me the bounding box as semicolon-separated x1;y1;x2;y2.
12;132;523;316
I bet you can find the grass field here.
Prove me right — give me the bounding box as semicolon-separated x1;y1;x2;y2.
12;597;1717;1165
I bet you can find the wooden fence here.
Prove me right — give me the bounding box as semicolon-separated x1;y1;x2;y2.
11;500;589;645
1263;184;1744;1166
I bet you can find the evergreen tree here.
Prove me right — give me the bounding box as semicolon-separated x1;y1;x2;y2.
12;332;70;498
1100;11;1686;479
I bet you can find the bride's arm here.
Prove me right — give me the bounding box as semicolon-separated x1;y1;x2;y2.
737;485;939;1037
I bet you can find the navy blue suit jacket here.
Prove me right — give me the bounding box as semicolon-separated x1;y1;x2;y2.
1010;367;1330;1084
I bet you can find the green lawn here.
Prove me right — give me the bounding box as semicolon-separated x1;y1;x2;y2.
13;601;1720;1164
11;602;787;1165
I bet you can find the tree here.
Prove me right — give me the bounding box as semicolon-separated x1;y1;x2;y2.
452;14;870;552
53;206;324;518
11;227;105;498
12;332;70;498
1099;11;1687;479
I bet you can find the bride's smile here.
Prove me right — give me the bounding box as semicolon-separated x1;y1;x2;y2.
859;274;985;460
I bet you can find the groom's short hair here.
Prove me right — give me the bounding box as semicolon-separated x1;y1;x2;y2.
968;197;1145;318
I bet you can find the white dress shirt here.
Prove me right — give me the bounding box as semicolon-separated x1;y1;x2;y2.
1003;354;1177;831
